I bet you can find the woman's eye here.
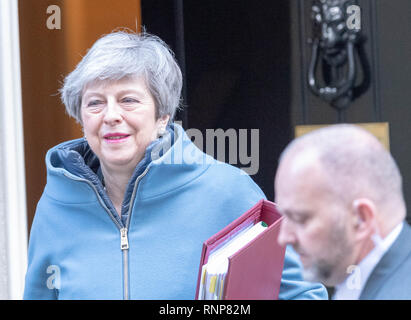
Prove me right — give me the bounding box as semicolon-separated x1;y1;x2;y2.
87;100;103;107
121;97;139;104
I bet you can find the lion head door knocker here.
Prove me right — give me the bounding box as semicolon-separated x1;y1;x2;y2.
308;0;370;114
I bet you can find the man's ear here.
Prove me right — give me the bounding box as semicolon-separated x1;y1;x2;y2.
351;198;378;241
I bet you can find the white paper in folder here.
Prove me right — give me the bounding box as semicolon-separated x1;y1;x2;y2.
198;221;268;300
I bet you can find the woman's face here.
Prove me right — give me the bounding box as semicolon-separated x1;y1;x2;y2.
81;77;169;172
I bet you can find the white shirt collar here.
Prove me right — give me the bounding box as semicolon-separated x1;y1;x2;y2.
333;222;404;300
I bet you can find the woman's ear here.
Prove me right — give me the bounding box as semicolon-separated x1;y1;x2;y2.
159;114;170;126
157;115;170;136
351;198;378;241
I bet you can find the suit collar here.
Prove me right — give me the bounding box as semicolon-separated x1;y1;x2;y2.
359;222;411;299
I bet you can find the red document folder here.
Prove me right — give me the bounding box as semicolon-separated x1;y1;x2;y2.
195;199;286;300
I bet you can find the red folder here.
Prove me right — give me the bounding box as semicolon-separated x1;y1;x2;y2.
195;199;286;300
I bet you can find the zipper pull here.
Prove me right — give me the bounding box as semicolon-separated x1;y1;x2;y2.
120;228;129;250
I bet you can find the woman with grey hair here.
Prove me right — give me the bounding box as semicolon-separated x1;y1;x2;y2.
24;31;327;300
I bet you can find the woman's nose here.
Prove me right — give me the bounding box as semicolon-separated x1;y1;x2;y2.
103;99;122;125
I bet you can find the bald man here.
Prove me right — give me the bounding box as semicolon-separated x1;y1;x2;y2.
275;124;411;299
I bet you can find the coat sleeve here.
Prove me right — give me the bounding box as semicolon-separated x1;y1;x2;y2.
23;196;59;300
279;245;328;299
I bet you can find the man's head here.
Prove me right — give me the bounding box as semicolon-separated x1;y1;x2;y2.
275;124;406;286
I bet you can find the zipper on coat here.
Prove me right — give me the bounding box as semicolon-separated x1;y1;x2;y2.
119;165;151;300
63;173;130;299
120;228;129;250
120;228;130;300
120;227;130;300
63;166;150;300
121;166;151;300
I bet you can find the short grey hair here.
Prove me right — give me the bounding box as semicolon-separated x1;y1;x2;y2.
60;30;183;123
280;124;405;215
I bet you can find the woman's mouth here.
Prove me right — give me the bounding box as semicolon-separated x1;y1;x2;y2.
103;133;131;143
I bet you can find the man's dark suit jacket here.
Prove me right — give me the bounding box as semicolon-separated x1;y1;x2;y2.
360;222;411;299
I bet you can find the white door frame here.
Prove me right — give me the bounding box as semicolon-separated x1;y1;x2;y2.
0;0;28;299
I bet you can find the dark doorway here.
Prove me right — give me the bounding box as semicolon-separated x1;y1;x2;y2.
142;0;292;200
